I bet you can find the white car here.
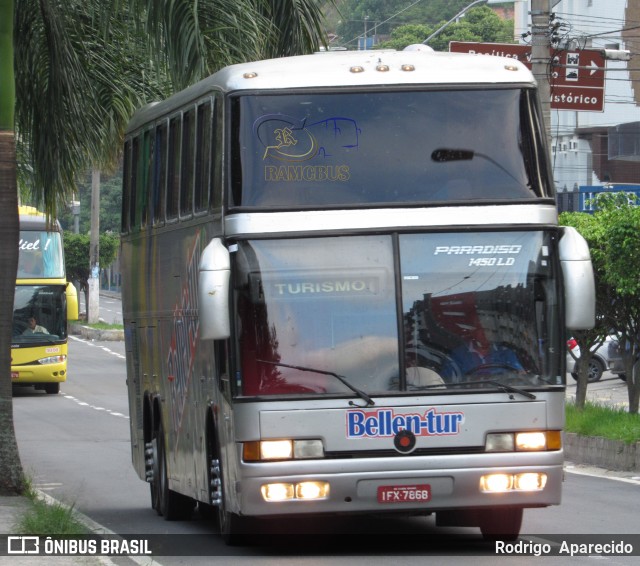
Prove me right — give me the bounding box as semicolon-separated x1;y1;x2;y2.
566;335;620;382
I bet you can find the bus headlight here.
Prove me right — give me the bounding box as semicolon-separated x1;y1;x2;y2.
38;355;67;365
485;431;561;452
260;440;293;460
244;439;324;462
515;432;547;450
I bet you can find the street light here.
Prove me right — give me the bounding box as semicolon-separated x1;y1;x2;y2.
422;0;488;45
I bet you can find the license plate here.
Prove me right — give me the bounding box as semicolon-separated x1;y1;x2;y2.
377;484;431;503
11;372;19;380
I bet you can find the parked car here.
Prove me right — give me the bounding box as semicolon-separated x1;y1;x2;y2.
566;335;622;382
607;338;638;382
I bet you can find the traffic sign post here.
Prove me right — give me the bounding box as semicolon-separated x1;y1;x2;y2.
449;41;606;112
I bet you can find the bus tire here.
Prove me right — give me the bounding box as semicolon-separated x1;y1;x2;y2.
156;423;195;520
479;507;523;541
44;383;60;395
207;423;244;545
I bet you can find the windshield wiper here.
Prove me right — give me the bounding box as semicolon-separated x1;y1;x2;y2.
437;379;536;400
431;147;526;188
486;380;537;400
256;359;375;407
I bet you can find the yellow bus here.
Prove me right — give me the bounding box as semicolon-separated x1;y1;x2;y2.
11;206;78;395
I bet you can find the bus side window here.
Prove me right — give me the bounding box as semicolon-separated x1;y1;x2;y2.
195;100;212;213
140;129;153;228
210;97;222;211
130;136;140;231
166;115;181;220
180;107;195;217
121;140;132;233
152;122;167;225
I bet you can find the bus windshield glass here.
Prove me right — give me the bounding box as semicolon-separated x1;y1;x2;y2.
12;285;68;344
233;231;561;398
230;88;549;208
18;230;65;279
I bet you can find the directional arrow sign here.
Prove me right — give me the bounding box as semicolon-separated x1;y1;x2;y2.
449;42;606;111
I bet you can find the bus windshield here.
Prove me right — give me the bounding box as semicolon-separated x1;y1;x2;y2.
18;230;65;279
233;231;561;398
12;285;68;344
230;88;550;209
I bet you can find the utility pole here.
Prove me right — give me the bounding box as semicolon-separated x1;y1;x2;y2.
530;0;553;153
88;167;100;324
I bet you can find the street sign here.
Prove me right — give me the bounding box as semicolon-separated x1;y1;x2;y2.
449;41;531;65
449;42;605;111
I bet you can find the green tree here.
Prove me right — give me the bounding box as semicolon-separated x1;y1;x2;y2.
0;0;331;495
58;169;123;235
595;194;640;413
65;233;119;310
377;6;515;51
559;211;610;409
0;0;23;495
335;0;476;48
561;193;640;413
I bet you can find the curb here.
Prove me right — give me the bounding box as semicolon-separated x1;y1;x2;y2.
564;432;640;472
70;323;124;342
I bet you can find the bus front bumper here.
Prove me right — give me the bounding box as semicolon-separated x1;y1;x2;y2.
231;451;564;517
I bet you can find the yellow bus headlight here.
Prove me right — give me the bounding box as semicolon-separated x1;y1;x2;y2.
38;355;67;365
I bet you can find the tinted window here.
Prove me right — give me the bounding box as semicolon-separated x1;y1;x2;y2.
231;89;545;209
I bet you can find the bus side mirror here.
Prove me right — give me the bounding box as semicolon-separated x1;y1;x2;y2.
559;227;595;330
199;238;231;340
66;282;79;321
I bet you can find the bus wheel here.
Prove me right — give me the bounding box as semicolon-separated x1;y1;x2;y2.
44;383;60;395
208;440;244;544
479;507;523;541
156;423;195;520
147;437;161;513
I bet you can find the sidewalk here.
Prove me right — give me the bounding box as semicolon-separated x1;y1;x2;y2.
0;495;103;564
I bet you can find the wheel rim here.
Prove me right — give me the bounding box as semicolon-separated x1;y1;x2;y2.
588;360;603;381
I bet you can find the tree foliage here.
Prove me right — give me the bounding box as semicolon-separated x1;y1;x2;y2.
57;169;123;234
1;0;332;495
376;6;515;51
560;193;640;413
334;2;514;51
64;232;120;309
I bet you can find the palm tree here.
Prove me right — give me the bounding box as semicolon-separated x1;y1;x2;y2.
0;0;23;495
0;0;330;494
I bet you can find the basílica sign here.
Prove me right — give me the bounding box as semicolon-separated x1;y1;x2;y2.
449;41;606;112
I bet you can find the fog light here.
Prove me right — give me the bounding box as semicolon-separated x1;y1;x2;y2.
480;474;513;492
261;483;294;501
295;482;329;500
514;473;547;491
516;432;547;451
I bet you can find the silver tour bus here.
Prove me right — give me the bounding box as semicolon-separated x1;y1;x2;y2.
120;47;595;544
